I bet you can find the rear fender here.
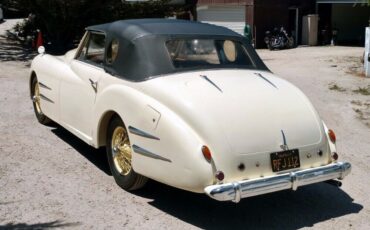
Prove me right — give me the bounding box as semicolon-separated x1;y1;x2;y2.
93;84;214;193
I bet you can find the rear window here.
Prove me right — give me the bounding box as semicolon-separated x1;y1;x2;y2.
166;39;255;70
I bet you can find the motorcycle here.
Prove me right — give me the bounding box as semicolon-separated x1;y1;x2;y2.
264;27;295;50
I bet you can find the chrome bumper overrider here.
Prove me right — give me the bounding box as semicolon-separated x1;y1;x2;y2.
204;162;351;203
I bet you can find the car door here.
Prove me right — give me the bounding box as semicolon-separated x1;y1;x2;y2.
59;31;106;142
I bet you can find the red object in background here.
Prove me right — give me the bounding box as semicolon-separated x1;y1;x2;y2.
36;31;43;48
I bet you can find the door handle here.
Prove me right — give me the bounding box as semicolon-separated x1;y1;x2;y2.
89;78;98;93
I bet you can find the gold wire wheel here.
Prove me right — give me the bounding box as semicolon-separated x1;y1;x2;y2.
33;82;42;114
111;126;132;176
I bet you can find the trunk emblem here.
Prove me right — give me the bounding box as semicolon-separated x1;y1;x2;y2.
280;130;289;150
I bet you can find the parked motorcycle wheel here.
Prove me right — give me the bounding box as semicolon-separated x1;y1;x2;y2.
267;43;273;50
287;37;295;48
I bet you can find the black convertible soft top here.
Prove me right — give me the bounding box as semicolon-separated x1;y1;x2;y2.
86;19;269;81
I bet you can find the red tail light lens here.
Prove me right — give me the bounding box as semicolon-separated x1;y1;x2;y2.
215;171;225;181
202;145;212;162
328;129;336;143
332;152;339;161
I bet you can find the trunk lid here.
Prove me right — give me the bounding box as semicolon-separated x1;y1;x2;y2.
140;69;330;181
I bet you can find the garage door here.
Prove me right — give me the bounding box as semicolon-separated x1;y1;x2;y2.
197;5;246;35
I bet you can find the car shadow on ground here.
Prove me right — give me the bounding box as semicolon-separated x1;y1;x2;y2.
50;126;362;229
51;127;111;176
135;181;362;229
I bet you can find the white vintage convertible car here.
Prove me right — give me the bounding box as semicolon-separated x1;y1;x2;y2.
30;19;351;202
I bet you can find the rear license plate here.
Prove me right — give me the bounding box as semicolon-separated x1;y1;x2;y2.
270;149;300;172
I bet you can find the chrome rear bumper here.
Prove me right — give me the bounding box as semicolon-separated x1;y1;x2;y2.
204;162;351;203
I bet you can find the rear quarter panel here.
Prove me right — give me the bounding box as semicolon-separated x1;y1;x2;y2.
93;76;214;193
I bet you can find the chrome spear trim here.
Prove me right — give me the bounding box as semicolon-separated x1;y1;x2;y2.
132;145;171;162
254;73;278;89
39;94;54;103
128;126;160;140
200;75;223;93
38;82;52;90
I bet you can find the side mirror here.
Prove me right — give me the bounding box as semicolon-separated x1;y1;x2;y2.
38;46;45;55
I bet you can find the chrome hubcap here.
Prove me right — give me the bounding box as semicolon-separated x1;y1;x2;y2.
111;126;132;175
33;82;41;114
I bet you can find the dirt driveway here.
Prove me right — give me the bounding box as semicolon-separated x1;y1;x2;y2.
1;19;369;229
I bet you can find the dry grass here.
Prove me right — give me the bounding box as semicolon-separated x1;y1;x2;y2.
329;83;346;92
353;86;370;96
334;56;365;78
351;99;370;128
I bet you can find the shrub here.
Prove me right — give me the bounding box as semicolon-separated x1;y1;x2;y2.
1;0;193;54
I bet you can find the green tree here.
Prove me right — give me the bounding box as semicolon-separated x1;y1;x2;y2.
0;0;191;53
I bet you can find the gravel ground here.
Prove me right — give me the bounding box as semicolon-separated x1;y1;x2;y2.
1;19;369;229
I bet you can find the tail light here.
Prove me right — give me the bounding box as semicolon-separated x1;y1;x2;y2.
202;145;212;162
215;171;225;181
331;152;339;161
328;129;336;143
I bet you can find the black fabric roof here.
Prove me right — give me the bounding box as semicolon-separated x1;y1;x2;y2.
87;19;242;41
84;19;268;81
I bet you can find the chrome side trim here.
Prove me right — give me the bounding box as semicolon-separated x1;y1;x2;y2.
39;94;54;103
132;145;171;162
255;73;278;89
38;82;52;90
200;75;223;93
205;162;351;203
128;126;160;140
